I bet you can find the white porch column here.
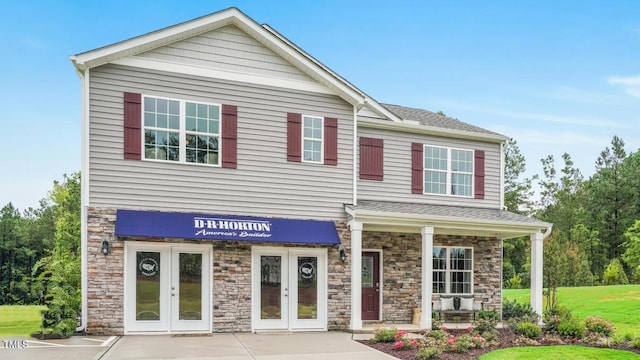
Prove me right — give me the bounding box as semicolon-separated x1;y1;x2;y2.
530;231;544;323
349;220;363;331
420;226;434;329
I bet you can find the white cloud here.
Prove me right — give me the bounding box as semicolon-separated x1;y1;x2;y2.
543;85;620;105
607;76;640;86
626;88;640;98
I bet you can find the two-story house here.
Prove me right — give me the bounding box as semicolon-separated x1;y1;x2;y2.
71;7;551;335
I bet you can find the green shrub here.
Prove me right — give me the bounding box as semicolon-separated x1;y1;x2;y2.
506;273;523;289
502;299;538;321
632;337;640;349
584;316;615;336
624;332;636;341
612;334;625;346
445;334;474;353
417;347;442;360
557;318;586;338
474;310;499;336
427;329;448;341
543;303;572;333
372;328;397;343
515;321;542;339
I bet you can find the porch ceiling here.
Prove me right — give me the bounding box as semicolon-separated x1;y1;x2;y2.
345;200;552;239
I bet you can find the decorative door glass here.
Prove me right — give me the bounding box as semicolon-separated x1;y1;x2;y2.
362;256;373;287
136;251;161;321
297;256;318;319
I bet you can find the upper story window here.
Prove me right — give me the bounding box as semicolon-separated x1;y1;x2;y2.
424;145;473;197
303;115;323;163
143;96;221;165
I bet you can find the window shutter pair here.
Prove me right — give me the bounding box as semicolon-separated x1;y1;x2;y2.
122;92;237;168
286;112;338;165
359;137;384;181
410;143;485;199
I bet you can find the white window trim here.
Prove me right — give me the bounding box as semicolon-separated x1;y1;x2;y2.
423;145;474;198
301;115;324;164
433;246;474;295
141;94;222;167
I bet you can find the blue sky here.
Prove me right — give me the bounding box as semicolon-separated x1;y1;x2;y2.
2;1;639;211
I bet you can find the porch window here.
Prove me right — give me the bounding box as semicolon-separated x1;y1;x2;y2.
432;246;473;294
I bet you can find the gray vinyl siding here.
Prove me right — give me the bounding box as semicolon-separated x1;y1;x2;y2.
138;25;314;83
357;127;502;209
88;64;353;220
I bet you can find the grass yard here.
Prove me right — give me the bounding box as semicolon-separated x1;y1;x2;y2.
0;305;46;338
481;345;640;359
503;284;640;335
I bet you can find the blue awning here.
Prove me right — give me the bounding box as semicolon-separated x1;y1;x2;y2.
114;209;341;245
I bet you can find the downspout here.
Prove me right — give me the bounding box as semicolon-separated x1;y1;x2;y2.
500;140;506;210
352;101;365;206
77;66;90;332
542;225;553;240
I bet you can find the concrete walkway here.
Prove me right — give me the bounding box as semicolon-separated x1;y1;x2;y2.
98;332;394;360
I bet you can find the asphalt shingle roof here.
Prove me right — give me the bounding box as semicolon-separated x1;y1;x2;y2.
382;104;505;137
347;200;550;228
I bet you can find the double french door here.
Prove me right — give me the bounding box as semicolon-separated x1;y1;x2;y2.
125;243;211;333
251;247;327;331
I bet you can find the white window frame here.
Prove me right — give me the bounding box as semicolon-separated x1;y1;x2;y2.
432;246;474;295
142;95;222;167
301;115;324;164
423;145;474;197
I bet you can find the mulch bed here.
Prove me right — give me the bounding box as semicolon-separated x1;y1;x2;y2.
360;328;640;359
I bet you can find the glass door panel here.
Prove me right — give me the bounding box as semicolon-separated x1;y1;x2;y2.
136;251;162;321
178;253;202;320
260;255;283;320
297;256;317;320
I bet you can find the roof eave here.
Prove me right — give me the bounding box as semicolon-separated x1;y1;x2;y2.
347;207;551;236
358;117;510;143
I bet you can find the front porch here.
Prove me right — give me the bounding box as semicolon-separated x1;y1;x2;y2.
345;200;552;331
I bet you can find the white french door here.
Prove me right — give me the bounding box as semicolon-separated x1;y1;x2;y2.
251;247;327;331
125;243;211;333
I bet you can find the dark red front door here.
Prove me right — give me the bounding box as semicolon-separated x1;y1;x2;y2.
361;252;380;320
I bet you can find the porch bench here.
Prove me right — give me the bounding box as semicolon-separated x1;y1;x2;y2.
432;295;483;321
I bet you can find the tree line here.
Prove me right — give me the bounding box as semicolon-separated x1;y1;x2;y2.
504;135;640;291
0;172;80;336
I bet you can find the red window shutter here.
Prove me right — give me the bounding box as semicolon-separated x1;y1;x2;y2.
411;143;423;194
221;105;238;169
359;137;384;180
123;92;142;160
287;113;302;162
324;117;338;166
474;150;485;199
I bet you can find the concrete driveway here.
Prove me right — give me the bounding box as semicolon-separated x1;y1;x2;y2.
1;332;395;360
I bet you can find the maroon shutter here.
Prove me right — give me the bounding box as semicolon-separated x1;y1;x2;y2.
123;92;142;160
359;137;384;181
287;113;302;162
474;150;485;199
221;105;238;169
324;117;338;166
411;143;423;194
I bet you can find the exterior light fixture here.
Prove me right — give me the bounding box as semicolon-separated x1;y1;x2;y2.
339;245;347;262
101;235;111;255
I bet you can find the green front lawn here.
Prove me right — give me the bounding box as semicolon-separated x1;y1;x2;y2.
0;305;46;337
481;345;639;359
503;284;640;335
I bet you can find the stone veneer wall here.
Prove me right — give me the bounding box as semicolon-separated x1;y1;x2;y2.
362;231;502;324
86;207;351;334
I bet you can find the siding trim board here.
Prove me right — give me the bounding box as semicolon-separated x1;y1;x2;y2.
359;137;384;181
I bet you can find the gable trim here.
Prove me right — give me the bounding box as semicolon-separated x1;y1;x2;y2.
112;57;335;96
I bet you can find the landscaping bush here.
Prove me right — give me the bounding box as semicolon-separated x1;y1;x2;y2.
417;346;442;360
557;318;586;338
543;303;572;333
372;328;397;343
474;310;499;334
585;316;615;336
515;321;542;339
632;337;640;349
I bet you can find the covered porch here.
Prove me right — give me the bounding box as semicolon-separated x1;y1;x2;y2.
345;200;552;331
